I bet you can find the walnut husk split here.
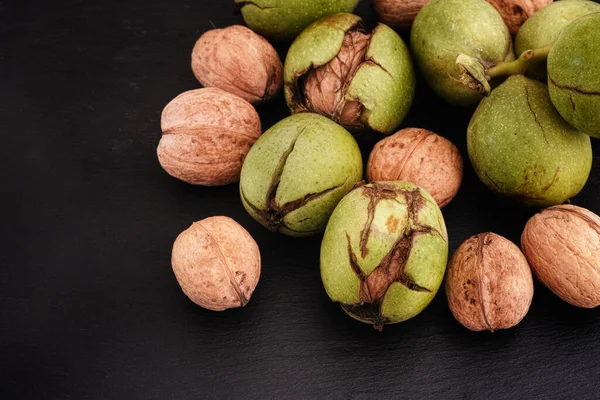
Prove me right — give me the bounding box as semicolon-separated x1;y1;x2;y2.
192;25;283;105
172;216;261;311
521;205;600;308
367;128;463;208
158;88;261;186
446;233;534;332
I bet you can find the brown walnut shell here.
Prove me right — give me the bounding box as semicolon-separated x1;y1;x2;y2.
446;233;534;332
191;25;283;105
486;0;553;35
373;0;427;29
521;205;600;308
367;128;463;208
157;88;261;186
171;216;261;311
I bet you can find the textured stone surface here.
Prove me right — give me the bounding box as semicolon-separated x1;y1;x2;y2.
367;128;463;208
548;12;600;138
522;205;600;308
411;0;514;106
284;13;415;135
446;233;534;332
235;0;359;41
240;113;362;236
172;216;261;311
158;88;261;186
191;25;282;105
321;181;448;330
467;75;591;206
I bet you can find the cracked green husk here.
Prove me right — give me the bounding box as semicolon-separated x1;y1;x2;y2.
235;0;359;42
548;12;600;138
320;181;448;330
467;75;592;207
283;13;416;135
410;0;514;107
515;0;600;81
239;113;363;237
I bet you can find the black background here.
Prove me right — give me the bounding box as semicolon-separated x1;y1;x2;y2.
2;0;600;398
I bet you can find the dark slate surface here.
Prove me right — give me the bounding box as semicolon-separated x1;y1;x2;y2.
2;0;599;398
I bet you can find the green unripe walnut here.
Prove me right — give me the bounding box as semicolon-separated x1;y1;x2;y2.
284;13;416;135
235;0;359;42
515;1;600;81
468;75;592;207
240;113;363;237
321;181;448;330
548;12;600;138
411;0;513;107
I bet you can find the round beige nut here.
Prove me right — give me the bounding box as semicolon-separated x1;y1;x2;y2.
367;128;463;208
373;0;427;29
191;25;283;105
157;88;261;186
171;216;261;311
446;233;534;332
521;205;600;308
486;0;552;35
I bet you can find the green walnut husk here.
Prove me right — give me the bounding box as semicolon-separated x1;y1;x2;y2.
234;0;359;42
468;75;592;207
320;181;448;330
516;0;600;81
240;113;363;237
284;13;416;135
548;12;600;138
410;0;513;107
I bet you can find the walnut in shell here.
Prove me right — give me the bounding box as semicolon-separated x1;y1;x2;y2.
486;0;553;35
172;216;261;311
191;25;283;105
373;0;427;29
521;205;600;308
446;233;534;332
157;88;261;186
367;128;463;208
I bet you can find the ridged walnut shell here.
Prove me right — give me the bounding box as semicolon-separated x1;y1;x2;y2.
486;0;553;35
367;128;463;208
446;233;534;332
191;25;283;105
157;88;261;186
172;216;261;311
373;0;427;29
521;205;600;308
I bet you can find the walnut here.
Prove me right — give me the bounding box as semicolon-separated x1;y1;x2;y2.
446;233;534;332
367;128;463;208
157;88;261;186
191;25;283;105
373;0;427;29
171;216;261;311
521;205;600;308
486;0;553;35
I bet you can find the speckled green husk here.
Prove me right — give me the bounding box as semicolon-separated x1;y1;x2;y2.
516;1;600;81
548;12;600;138
235;0;359;42
284;13;416;135
320;181;448;330
410;0;513;107
468;76;592;207
239;113;363;237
